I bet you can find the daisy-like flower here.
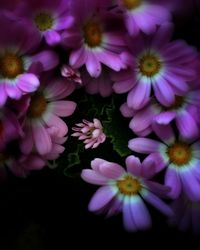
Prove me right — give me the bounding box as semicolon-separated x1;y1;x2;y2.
0;15;59;106
72;118;106;149
20;78;76;155
129;125;200;201
116;0;171;36
10;0;74;46
120;89;200;139
113;23;198;110
81;156;172;232
82;67;113;97
62;0;126;78
170;194;200;234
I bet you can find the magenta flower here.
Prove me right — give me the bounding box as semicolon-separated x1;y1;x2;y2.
0;15;59;106
10;0;74;46
113;23;198;110
170;194;200;234
116;0;171;36
82;67;113;97
81;156;172;232
72;118;106;149
120;89;200;139
20;78;76;155
129;125;200;201
62;0;126;78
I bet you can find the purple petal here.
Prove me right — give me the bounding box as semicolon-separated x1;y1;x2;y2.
122;196;137;232
5;84;22;100
81;169;109;185
128;138;161;154
127;80;151;110
51;101;76;117
130;196;152;230
142;191;173;217
44;114;68;137
125;155;142;176
180;169;200;201
154;111;176;125
152;123;175;145
99;162;125;179
44;30;61;46
91;158;108;171
69;47;86;68
129;106;155;133
32;122;52;155
56;16;74;30
145;180;171;197
88;186;117;212
17;73;39;93
153;78;175;107
120;103;135;117
32;50;59;71
165;167;181;199
86;52;101;78
176;111;199;140
151;22;173;49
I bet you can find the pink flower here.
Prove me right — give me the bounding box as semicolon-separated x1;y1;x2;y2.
72;118;106;149
20;78;76;155
81;156;172;232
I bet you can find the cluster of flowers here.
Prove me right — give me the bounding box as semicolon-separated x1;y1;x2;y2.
1;0;200;233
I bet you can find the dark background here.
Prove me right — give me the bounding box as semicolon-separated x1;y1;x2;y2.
1;4;200;249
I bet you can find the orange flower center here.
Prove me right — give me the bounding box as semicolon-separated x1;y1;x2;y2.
34;12;54;31
167;142;192;166
28;93;47;118
122;0;142;10
139;54;161;77
117;175;141;195
83;20;102;47
0;53;24;79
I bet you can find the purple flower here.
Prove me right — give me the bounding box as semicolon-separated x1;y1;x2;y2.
9;0;74;46
81;156;172;232
116;0;171;36
113;23;198;110
120;89;200;139
72;118;106;149
62;0;126;78
20;78;76;155
129;125;200;201
0;15;59;107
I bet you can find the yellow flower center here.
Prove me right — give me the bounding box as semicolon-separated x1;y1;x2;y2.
83;20;102;48
139;54;161;77
167;142;192;166
122;0;142;10
117;175;141;195
34;12;54;32
0;52;24;79
28;93;47;118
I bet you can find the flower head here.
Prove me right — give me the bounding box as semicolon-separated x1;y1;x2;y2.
81;156;172;231
62;0;126;77
113;23;198;110
72;118;106;149
129;125;200;201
